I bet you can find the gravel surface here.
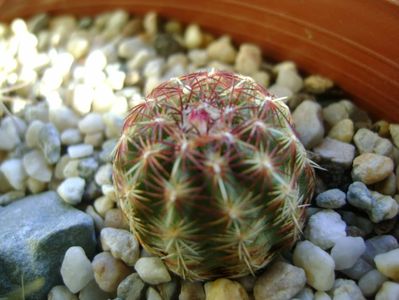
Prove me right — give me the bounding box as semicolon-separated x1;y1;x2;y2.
0;10;399;300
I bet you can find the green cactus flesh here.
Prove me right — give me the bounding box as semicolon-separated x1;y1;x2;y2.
113;70;315;280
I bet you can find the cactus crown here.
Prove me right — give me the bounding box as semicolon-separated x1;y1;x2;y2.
113;70;315;280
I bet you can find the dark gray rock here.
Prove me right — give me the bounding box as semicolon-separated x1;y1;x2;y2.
347;181;376;211
0;191;96;299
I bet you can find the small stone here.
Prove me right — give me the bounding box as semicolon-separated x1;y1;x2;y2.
375;281;399;300
118;37;147;59
293;287;314;300
389;124;399;148
235;43;262;75
27;177;47;194
143;11;158;36
94;196;114;217
57;177;85;205
331;236;366;270
313;138;355;168
293;241;335;291
305;210;346;250
158;280;178;300
93;85;116;113
314;291;331;300
147;287;163;300
48;285;78;300
354;128;393;156
143;58;165;78
0;190;25;206
358;270;387;297
204;278;249;300
154;33;183;57
375;248;399;281
375;173;397;196
347;181;375;211
328;119;354;143
184;24;203;49
134;257;171;285
363;235;399;265
207;35;237;64
101;184;116;202
341;258;374;280
370;192;399;223
23;150;52;182
104;208;130;230
331;279;365;300
63;160;80;178
292;100;324;149
38;123;61;164
67;144;94;159
275;68;303;93
322;102;350;127
103;113;123;139
67;36;89;59
304;74;334;94
92;252;131;293
99;139;117;163
179;281;205;300
61;128;82;145
95;163;113;186
72;84;94;115
61;246;93;293
352;153;394;184
85;205;104;232
0;159;27;191
78;113;105;134
79;279;111;300
268;85;293;101
253;261;306;300
117;273;146;300
252;71;271;88
0;116;23;151
100;227;140;266
316;189;346;208
25;120;45;148
77;157;99;179
50;106;80;132
188;49;208;67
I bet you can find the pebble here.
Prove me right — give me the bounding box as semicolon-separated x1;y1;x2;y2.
143;58;165;78
85;205;104;231
67;143;94;159
57;177;85;205
253;261;306;300
331;279;365;300
154;33;183;57
275;68;303;93
25;119;45;148
293;241;335;291
61;128;82;145
347;181;375;211
316;189;346;208
304;74;334;94
358;269;387;297
158;280;178;300
375;173;397;196
374;248;399;281
49;106;80;132
204;278;249;300
370;192;399;223
38;123;61;164
48;285;78;300
313;138;355;168
341;258;374;280
0;159;27;191
79;279;111;300
293;287;314;300
27;177;47;194
93;85;115;113
60;246;93;293
292;100;324;149
305;210;346;249
78;113;105;134
389;124;399;148
328;118;354;143
363;235;399;265
143;11;158;36
92;251;131;293
100;227;140;266
95;163;113;186
147;287;163;300
134;257;171;285
72;84;93;115
207;35;237;64
94;196;114;217
0;116;22;151
331;236;366;270
0;190;25;206
235;43;262;75
314;291;331;300
322;102;350;127
352;153;394;184
184;24;203;49
252;70;271;87
23;150;53;182
354;128;393;156
104;208;130;230
117;273;146;300
179;281;205;300
375;281;399;300
77;157;99;179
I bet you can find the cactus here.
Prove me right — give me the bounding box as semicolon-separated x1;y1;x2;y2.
113;70;315;280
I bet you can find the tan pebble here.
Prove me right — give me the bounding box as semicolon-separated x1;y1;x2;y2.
235;43;262;75
104;208;130;230
375;173;397;196
179;281;205;300
207;36;237;64
375;248;399;281
204;278;248;300
389;124;399;148
352;153;394;185
94;196;114;217
304;74;334;94
375;281;399;300
328;118;354;143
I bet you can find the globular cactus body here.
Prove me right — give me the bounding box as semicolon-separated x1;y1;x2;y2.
113;70;315;280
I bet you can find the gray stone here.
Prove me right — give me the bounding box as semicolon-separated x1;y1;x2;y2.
313;138;355;168
331;279;365;300
61;128;82;145
362;235;399;266
370;192;399;223
38;123;61;164
347;181;376;211
78;157;99;179
316;189;346;209
354;128;393;156
341;258;374;280
117;273;146;300
0;191;96;299
358;269;387;297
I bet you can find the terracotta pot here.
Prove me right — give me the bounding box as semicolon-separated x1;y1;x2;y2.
1;0;398;121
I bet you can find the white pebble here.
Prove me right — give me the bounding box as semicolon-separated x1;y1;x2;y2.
78;113;105;134
67;144;94;159
23;150;52;182
61;128;82;145
48;285;78;300
184;24;203;49
135;257;171;285
25;119;45;148
375;281;399;300
61;246;93;293
374;248;399;281
331;236;366;270
276;68;303;93
358;270;387;297
0;159;27;190
57;177;85;205
95;163;113;186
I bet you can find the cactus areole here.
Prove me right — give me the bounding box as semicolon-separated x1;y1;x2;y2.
113;70;315;280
